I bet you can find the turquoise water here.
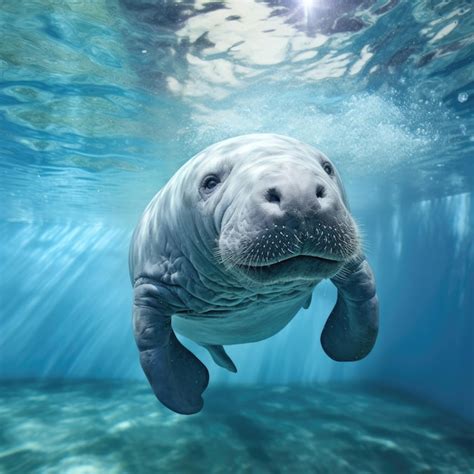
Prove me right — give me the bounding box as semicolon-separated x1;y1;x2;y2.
1;0;473;472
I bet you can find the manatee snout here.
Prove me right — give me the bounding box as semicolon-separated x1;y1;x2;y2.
260;168;341;222
219;162;358;274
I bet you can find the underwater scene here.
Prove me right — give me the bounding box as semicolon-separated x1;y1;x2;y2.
0;0;473;473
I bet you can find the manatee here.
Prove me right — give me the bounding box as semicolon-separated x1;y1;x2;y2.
129;134;379;414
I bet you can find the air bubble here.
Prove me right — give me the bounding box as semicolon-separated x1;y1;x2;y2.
457;92;469;103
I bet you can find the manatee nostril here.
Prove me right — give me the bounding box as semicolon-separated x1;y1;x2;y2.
316;184;326;199
265;188;281;204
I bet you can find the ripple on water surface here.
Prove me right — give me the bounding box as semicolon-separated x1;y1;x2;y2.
0;382;473;473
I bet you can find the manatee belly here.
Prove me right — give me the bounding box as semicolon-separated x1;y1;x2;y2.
172;299;304;345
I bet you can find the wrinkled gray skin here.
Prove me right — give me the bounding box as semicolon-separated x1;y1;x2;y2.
129;134;379;415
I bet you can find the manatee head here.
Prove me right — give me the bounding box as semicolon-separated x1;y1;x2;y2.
174;133;360;286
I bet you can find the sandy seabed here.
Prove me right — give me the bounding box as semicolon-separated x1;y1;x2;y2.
0;381;472;473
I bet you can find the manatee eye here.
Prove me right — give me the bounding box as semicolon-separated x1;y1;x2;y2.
201;174;220;194
323;162;333;176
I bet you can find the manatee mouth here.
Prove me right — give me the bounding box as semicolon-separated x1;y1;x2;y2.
219;218;359;283
236;254;344;282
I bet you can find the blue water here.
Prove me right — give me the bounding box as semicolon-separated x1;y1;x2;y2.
0;0;473;472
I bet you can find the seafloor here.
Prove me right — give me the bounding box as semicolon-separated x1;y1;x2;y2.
0;382;472;473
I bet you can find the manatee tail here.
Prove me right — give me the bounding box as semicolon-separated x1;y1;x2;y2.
203;344;237;373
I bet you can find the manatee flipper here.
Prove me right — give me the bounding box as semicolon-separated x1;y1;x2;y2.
321;255;379;361
204;344;237;373
133;282;209;415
